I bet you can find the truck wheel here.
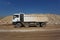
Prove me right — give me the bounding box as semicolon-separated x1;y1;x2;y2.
25;23;29;27
37;25;40;27
15;23;22;28
36;23;40;27
40;23;46;27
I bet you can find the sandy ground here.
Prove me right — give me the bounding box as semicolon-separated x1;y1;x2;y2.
0;31;60;40
0;24;60;40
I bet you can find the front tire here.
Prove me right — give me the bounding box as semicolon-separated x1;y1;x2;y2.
14;23;22;28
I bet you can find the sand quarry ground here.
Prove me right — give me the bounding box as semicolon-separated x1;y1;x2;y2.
0;14;60;40
0;24;59;40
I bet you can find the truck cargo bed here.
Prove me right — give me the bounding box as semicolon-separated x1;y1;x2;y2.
24;14;48;22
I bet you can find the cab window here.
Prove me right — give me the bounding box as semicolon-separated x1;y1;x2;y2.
13;15;19;19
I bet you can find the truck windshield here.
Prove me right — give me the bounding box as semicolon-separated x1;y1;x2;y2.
13;15;19;19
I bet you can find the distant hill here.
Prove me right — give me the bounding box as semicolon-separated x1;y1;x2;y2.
0;16;13;24
0;17;4;19
45;14;60;24
0;14;60;24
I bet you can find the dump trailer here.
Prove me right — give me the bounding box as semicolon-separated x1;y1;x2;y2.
12;13;48;28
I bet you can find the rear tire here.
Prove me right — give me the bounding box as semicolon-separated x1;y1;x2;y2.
40;23;46;27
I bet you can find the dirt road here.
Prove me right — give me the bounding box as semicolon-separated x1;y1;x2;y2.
0;31;60;40
0;24;60;40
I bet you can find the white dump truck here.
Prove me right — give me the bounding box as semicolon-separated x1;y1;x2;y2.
12;13;48;28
